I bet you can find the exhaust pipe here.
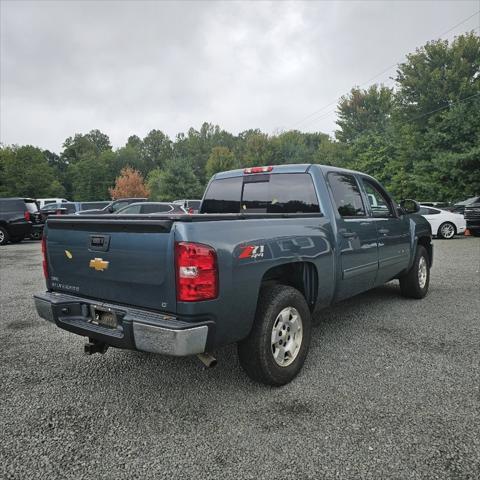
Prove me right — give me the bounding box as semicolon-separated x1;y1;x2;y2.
197;352;217;368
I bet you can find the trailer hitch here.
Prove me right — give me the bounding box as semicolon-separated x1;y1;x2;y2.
84;339;109;355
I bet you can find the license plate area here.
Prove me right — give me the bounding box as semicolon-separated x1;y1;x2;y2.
89;305;118;329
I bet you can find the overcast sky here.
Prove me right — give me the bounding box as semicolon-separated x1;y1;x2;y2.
1;0;479;152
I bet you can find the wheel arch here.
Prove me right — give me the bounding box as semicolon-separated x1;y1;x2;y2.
417;235;433;267
437;221;456;237
259;261;318;311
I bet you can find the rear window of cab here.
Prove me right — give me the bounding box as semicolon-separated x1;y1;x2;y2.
201;173;321;214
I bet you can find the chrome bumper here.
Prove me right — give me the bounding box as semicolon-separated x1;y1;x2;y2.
34;292;209;356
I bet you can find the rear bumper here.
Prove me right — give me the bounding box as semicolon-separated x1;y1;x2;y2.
33;292;212;356
466;220;480;231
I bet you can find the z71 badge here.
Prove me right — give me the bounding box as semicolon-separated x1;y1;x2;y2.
239;245;265;259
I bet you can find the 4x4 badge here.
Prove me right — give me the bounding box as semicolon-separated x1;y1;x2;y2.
89;258;109;271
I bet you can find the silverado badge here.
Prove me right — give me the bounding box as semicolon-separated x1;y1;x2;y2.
89;257;109;271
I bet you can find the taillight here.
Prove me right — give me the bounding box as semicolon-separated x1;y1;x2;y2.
175;242;217;301
24;211;31;221
188;207;194;214
244;166;273;174
41;236;49;279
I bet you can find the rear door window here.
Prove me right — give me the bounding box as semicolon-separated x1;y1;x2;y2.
328;173;366;217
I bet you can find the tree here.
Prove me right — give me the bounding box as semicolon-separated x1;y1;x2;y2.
0;145;65;197
68;150;116;201
109;167;150;199
141;130;172;173
205;147;237;179
147;158;202;201
336;85;394;144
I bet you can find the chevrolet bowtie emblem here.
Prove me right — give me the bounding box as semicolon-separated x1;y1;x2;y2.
89;257;109;271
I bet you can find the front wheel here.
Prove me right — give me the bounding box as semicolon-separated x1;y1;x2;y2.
438;222;456;239
238;285;312;386
399;245;430;299
0;227;9;245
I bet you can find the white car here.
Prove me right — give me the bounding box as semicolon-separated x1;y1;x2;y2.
419;205;466;239
37;198;68;209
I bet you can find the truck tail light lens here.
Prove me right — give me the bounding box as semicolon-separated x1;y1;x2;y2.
41;236;49;279
244;166;273;174
175;242;218;301
24;211;31;221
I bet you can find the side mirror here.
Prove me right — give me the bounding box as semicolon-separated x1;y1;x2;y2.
108;206;114;213
399;199;420;214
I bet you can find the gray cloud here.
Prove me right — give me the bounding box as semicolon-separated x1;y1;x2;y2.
1;0;478;151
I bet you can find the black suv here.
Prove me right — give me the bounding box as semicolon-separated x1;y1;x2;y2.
464;200;480;237
0;198;42;245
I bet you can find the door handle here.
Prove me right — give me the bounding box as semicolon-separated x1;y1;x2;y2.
340;230;356;238
378;228;389;235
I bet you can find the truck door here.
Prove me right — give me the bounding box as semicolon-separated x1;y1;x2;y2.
359;177;410;285
327;172;379;300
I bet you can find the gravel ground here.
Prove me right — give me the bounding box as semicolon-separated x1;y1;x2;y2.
1;237;479;480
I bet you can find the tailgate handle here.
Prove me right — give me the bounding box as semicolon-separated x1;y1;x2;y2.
89;234;110;252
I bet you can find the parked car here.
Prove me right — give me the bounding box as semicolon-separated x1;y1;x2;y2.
419;205;466;239
77;198;148;215
76;201;111;212
450;196;480;215
116;202;187;215
464;201;480;237
0;197;39;245
419;202;452;209
173;199;202;213
37;198;68;209
35;164;432;385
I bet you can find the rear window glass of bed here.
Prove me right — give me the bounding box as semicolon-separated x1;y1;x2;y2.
201;174;320;214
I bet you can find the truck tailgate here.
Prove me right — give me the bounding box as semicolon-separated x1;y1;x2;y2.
45;216;176;312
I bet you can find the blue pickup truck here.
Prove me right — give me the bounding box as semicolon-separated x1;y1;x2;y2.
34;164;432;385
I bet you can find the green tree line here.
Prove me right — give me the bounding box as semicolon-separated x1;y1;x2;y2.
1;33;478;202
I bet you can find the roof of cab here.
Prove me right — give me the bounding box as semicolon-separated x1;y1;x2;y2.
213;163;367;180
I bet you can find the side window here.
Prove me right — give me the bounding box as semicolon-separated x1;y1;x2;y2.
328;173;365;217
418;207;429;215
427;208;441;215
121;204;142;214
201;177;243;214
361;179;394;218
142;204;172;214
241;173;320;213
112;201;129;212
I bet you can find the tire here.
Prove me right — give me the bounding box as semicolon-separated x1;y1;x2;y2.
399;245;430;299
30;231;42;240
238;285;312;386
0;227;9;246
9;236;24;243
471;230;480;237
437;222;456;239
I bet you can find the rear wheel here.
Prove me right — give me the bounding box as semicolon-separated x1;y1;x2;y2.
399;245;430;299
438;222;455;239
238;285;311;386
0;227;9;245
